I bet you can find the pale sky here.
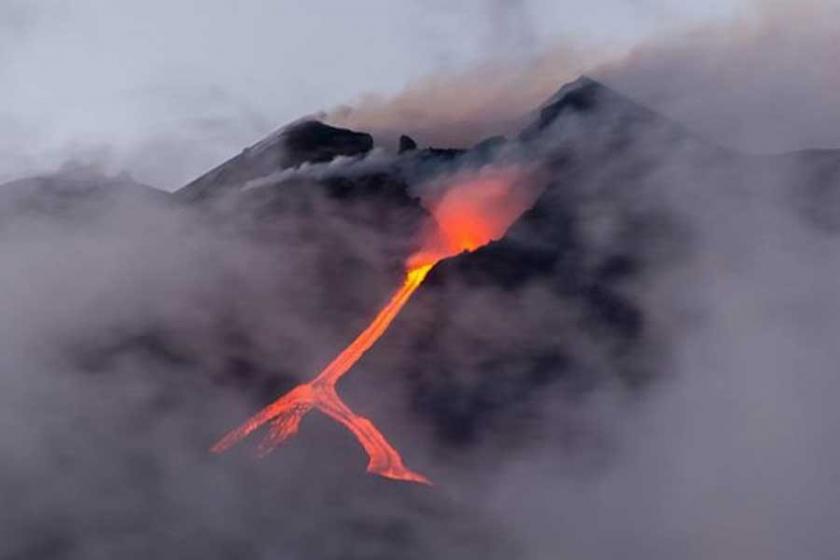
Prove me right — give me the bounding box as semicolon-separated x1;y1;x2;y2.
0;0;746;188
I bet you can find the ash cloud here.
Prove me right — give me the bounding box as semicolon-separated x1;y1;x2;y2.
324;45;606;150
327;0;839;155
600;0;840;152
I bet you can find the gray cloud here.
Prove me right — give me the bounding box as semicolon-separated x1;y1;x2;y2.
600;0;840;152
327;0;839;155
482;152;840;558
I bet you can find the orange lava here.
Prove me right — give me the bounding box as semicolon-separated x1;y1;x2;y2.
212;264;433;483
212;168;535;484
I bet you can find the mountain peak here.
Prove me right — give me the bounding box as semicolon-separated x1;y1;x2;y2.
521;75;667;139
539;75;603;110
177;120;372;202
520;75;706;152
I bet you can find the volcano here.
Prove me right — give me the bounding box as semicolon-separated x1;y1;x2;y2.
176;77;674;475
4;71;840;559
4;76;840;482
164;76;839;473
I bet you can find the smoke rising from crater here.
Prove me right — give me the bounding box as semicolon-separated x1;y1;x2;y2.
328;0;839;154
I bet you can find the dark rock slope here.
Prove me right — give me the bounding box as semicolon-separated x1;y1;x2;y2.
164;75;840;449
161;76;688;449
177;120;374;202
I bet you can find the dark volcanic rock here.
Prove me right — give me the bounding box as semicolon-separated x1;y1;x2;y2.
398;134;418;154
165;77;696;452
376;193;658;448
282;120;373;164
376;77;840;451
358;77;691;449
518;75;722;170
180;167;430;405
521;76;663;138
177;120;373;202
419;147;465;161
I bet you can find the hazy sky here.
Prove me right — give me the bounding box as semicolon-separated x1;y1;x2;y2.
0;0;744;188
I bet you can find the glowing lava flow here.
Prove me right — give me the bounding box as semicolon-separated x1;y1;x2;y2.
212;168;536;484
212;263;434;484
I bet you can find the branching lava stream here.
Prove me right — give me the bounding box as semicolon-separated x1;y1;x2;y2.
212;169;536;484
